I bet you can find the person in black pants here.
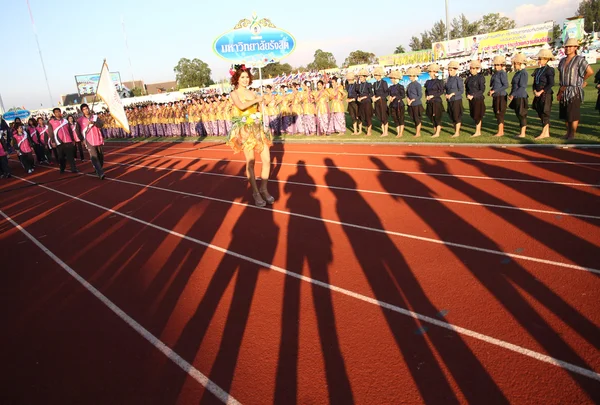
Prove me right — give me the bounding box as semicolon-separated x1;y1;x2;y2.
345;72;360;134
425;63;445;138
48;108;78;173
532;49;555;140
387;70;406;137
465;60;486;137
356;68;374;136
372;67;389;137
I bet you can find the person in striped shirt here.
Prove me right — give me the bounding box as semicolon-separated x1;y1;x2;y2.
557;38;594;140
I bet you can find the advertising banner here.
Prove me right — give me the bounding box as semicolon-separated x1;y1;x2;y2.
476;22;553;52
213;13;295;68
75;72;122;96
562;18;585;42
432;22;554;59
378;50;433;66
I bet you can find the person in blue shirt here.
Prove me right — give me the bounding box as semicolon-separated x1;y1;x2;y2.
444;60;464;138
425;63;444;138
405;67;424;137
532;49;555;140
509;53;529;138
489;55;509;137
464;60;486;137
387;70;406;138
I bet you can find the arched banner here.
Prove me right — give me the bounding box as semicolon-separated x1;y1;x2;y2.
3;110;31;121
213;13;296;68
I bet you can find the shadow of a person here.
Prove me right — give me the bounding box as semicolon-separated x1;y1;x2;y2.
371;155;600;401
274;160;354;404
324;157;506;404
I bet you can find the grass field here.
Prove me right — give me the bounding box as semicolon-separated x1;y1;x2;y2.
112;63;600;145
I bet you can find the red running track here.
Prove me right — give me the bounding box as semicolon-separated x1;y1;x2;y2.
1;142;599;404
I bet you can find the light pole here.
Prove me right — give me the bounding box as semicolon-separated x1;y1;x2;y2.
445;0;450;41
26;0;54;107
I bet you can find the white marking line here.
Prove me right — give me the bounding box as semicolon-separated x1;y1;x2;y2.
8;176;600;383
0;208;241;405
104;159;600;221
107;151;598;188
103;145;600;166
23;167;600;276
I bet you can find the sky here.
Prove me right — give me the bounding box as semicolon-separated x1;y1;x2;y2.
0;0;579;110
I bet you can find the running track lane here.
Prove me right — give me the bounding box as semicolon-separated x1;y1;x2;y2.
102;146;600;219
2;154;596;400
93;151;600;271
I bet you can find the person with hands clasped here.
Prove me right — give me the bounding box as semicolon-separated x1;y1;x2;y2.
465;60;486;137
509;53;529;138
405;67;424;137
489;56;509;137
226;65;274;207
531;49;555;139
445;60;464;138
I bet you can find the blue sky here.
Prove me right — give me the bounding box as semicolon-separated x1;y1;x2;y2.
0;0;576;110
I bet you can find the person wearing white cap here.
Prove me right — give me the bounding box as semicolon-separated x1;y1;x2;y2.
531;49;555;139
557;38;594;139
508;53;529;138
489;56;509;137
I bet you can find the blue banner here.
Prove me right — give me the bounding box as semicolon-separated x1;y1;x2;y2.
3;109;31;121
213;14;295;67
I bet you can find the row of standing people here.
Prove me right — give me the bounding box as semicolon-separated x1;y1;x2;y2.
345;40;595;139
0;105;106;179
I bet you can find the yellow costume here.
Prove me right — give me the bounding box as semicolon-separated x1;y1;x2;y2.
227;94;272;154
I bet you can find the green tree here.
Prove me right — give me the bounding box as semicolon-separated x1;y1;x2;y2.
552;23;563;45
261;62;293;78
131;87;143;97
477;13;516;34
429;20;448;42
450;14;479;38
409;36;422;51
394;45;406;54
342;50;378;67
173;58;214;89
576;0;600;32
306;49;337;70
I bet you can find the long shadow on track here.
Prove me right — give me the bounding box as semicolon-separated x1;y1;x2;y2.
324;158;507;404
274;160;354;404
161;199;280;404
371;156;600;402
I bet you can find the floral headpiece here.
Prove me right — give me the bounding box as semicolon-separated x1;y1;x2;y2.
229;64;247;76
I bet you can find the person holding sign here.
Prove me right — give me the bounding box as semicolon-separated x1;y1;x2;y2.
226;65;274;207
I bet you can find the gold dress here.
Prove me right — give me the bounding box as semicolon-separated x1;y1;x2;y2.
227;94;272;154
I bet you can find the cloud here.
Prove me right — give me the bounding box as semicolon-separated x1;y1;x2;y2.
514;0;579;26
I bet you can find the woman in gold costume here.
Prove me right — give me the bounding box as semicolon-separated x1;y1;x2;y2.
227;65;274;207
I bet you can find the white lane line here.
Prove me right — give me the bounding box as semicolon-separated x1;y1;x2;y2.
7;176;600;383
102;145;600;166
0;208;241;405
22;167;600;275
106;151;599;188
103;159;600;221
